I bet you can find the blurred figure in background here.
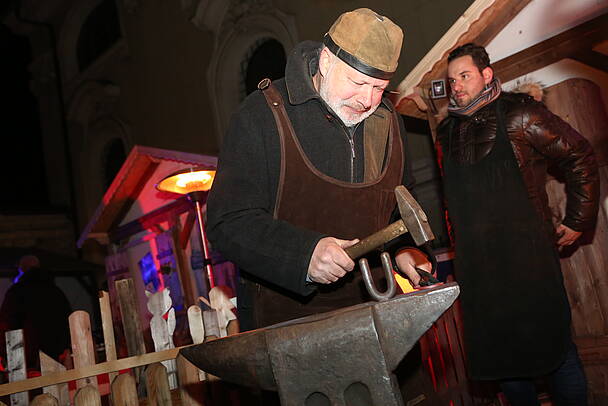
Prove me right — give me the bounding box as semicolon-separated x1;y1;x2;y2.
0;255;72;376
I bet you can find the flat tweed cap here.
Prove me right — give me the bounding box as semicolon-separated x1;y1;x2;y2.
324;8;403;80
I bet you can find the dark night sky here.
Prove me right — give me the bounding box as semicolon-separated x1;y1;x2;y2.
0;23;50;212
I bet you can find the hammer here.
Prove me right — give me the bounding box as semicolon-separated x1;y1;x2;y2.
344;186;439;299
345;185;434;258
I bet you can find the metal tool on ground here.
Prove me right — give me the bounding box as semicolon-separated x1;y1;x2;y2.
344;185;439;300
180;283;460;406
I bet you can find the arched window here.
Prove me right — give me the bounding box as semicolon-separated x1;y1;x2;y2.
102;138;126;189
244;39;287;96
204;9;298;141
77;0;121;72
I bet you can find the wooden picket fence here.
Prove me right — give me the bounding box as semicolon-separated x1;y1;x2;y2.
0;278;237;406
0;274;512;406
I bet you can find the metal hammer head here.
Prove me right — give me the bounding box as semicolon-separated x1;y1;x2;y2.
395;185;434;246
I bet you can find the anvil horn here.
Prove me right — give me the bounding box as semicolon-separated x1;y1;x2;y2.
180;325;277;390
180;283;459;406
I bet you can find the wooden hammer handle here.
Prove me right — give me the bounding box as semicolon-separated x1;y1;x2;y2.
344;220;408;260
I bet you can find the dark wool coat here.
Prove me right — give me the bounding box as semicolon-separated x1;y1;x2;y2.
207;41;415;330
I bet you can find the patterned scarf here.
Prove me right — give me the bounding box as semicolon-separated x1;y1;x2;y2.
448;78;502;117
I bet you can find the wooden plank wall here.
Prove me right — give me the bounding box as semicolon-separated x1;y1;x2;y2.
420;297;505;406
544;78;608;405
420;301;472;405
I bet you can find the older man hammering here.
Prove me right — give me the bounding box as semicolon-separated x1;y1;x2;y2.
207;8;438;404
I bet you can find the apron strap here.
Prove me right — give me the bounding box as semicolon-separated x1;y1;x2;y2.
258;78;290;219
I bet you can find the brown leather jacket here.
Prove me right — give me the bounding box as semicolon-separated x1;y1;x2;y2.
437;92;599;232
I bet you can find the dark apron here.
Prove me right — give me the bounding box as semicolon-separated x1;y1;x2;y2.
252;82;404;329
442;100;572;380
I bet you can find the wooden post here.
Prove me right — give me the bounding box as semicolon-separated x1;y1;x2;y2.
196;297;220;340
176;354;206;406
186;305;207;382
194;304;221;384
98;291;118;385
145;363;172;406
179;305;208;405
69;311;98;390
115;278;147;395
115;279;146;357
171;221;199;307
30;394;57;406
6;329;28;406
39;352;69;406
73;385;101;406
111;374;138;406
187;306;205;345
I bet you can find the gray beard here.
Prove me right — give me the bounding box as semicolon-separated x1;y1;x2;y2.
319;80;375;127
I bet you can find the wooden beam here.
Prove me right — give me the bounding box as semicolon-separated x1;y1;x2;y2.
172;219;199;308
100;159;160;233
396;0;531;118
180;211;196;250
99;291;118;385
0;346;191;396
492;13;608;83
571;50;608;73
109;196;192;243
593;40;608;55
397;0;496;100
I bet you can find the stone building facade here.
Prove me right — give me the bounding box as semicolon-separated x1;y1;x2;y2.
2;0;473;263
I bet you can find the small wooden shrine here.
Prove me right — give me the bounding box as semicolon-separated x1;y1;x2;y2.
77;145;238;354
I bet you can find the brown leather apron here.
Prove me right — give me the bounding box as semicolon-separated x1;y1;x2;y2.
252;82;404;328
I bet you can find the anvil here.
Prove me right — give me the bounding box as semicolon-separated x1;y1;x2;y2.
181;283;459;406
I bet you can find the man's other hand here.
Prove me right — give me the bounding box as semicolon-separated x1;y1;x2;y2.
395;248;433;288
556;224;582;251
307;237;359;284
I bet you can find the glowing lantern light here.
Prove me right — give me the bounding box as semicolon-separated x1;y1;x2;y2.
156;166;217;296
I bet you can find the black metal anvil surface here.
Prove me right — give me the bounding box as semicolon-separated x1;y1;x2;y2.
181;282;459;406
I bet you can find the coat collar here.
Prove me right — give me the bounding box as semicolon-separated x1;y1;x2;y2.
285;41;322;105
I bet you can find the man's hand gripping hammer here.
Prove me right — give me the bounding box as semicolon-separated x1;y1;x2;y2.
344;185;439;301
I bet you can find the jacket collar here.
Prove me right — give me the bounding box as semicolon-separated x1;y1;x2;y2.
284;41;393;113
285;41;322;105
